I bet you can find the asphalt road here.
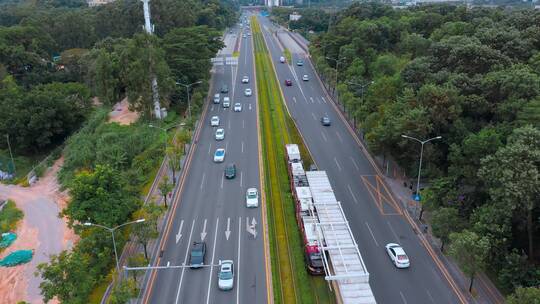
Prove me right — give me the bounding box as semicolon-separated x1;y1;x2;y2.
145;14;267;304
257;15;463;304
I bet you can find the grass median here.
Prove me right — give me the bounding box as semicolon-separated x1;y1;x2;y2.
252;16;334;304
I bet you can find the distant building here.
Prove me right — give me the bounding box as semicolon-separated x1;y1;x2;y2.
87;0;115;7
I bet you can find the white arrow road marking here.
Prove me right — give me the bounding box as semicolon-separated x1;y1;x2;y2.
205;217;220;304
251;217;257;226
225;217;231;240
175;219;196;304
175;220;184;244
201;219;208;241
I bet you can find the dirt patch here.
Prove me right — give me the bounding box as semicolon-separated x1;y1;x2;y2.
108;98;139;125
0;157;76;304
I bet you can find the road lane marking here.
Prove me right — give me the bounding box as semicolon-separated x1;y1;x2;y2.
336;131;343;143
236;217;242;304
387;221;400;242
175;220;184;244
334;157;342;171
228;119;231;130
201;219;208;241
241;141;244;153
200;173;206;190
311;112;316;120
221;174;224;189
310;97;314;103
321;131;327;142
240;171;243;187
205;217;220;304
242;119;245;128
208;143;212;155
293;96;297;103
175;219;196;304
225;217;231;240
316;97;322;104
225;141;229;151
350;157;360;171
321;96;327;103
347;184;359;204
426;289;436;304
365;222;379;247
400;291;408;304
211;105;214;111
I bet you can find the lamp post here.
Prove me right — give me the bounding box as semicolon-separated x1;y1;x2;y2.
346;80;374;125
325;56;346;99
401;134;442;220
175;80;202;119
83;219;145;274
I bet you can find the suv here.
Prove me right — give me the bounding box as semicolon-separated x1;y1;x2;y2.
321;116;331;126
221;84;229;93
223;97;230;108
280;56;286;63
214;93;220;104
224;163;236;179
297;59;304;66
210;116;220;127
189;242;206;269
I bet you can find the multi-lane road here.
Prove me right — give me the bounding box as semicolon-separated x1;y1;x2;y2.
257;15;464;304
143;13;268;304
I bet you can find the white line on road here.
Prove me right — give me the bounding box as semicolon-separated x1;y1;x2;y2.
388;221;400;243
311;112;317;120
249;103;252;110
321;131;327;142
200;173;206;190
211;105;214;111
365;222;379;247
225;141;229;151
426;289;436;304
175;219;196;304
336;131;343;143
221;174;224;189
310;97;314;103
350;157;360;171
205;217;220;304
334;157;342;171
208;143;212;155
228;119;231;130
240;171;243;188
399;291;408;304
242;119;245;128
241;141;244;153
175;220;184;244
321;96;327;103
236;217;242;304
293;96;297;103
201;219;208;241
347;184;359;204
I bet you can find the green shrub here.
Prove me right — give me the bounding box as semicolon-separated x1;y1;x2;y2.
0;200;24;233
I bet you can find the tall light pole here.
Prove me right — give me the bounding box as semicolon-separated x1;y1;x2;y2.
346;80;374;125
148;123;184;152
83;219;145;274
401;134;442;219
325;56;346;99
140;0;162;119
175;80;202;119
5;134;15;175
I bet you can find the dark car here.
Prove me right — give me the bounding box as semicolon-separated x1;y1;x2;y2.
297;60;304;66
284;79;292;86
225;163;236;179
321;116;331;126
221;84;229;93
190;242;206;268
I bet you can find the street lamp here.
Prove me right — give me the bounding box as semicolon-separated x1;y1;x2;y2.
346;80;374;101
175;80;203;119
83;219;145;274
148;122;184;151
325;56;346;98
401;134;442;219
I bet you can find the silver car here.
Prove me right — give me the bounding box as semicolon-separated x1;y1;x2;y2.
244;88;252;96
234;103;242;112
215;128;225;140
218;260;234;291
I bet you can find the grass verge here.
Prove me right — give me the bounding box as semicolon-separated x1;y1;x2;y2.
283;48;292;65
252;16;334;304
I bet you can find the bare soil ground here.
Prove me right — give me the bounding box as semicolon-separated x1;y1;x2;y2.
0;158;76;304
108;98;139;125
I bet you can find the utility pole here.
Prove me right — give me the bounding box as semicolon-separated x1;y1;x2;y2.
141;0;162;119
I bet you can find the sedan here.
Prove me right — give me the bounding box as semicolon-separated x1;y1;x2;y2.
297;59;304;66
302;74;309;81
210;116;220;127
218;260;234;291
224;163;236;179
234;103;242;112
244;88;252;96
221;84;229;93
243;34;247;38
321;116;331;126
215;128;225;140
223;97;230;108
213;148;225;162
385;243;410;268
284;79;292;86
190;242;206;268
246;188;259;208
242;76;249;83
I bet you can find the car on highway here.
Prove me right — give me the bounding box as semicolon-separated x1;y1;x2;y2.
321;116;331;126
279;56;286;63
242;76;249;83
215;128;225;140
244;88;252;96
243;34;246;38
221;84;229;93
247;32;251;36
224;163;236;179
189;241;206;269
214;148;225;162
214;93;220;104
210;116;220;127
297;59;304;66
234;103;242;112
223;97;230;108
285;79;292;86
218;260;234;291
302;74;309;81
246;188;259;208
385;243;410;268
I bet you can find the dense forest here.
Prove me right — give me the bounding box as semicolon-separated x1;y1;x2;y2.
295;2;539;298
0;0;236;302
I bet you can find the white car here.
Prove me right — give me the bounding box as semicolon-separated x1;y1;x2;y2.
215;128;225;140
244;88;252;96
246;188;259;208
218;260;234;291
223;97;230;108
213;93;220;104
213;148;225;163
302;74;309;81
210;116;219;127
243;34;246;38
242;76;249;83
279;56;286;63
385;243;410;268
234;103;242;112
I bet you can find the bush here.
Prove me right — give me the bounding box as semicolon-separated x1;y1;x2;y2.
0;200;23;233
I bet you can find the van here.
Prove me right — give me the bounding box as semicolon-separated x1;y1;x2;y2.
214;93;220;104
280;56;286;63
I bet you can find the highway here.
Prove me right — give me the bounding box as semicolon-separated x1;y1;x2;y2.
143;13;268;304
256;15;464;304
